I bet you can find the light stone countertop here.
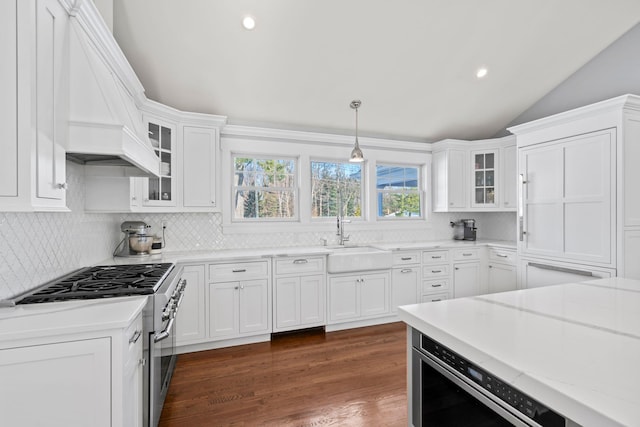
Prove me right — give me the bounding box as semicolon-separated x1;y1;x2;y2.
0;296;148;344
99;239;516;266
398;277;640;427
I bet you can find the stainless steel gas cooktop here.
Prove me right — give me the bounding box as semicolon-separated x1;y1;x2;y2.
15;263;174;304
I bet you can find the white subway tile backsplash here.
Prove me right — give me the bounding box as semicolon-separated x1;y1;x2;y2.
0;162;516;300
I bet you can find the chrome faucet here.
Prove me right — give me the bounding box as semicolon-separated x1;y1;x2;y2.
337;214;351;245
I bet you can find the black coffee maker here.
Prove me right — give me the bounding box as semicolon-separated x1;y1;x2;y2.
451;219;477;241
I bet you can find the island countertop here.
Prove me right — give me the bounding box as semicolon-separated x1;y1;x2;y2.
398;277;640;427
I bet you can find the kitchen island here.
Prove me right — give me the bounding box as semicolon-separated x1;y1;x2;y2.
398;277;640;426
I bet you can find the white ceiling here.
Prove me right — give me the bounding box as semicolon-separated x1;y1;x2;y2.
112;0;640;142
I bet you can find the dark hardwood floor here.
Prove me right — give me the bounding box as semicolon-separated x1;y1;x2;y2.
159;322;408;426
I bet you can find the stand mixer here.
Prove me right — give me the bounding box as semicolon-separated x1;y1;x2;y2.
114;221;154;257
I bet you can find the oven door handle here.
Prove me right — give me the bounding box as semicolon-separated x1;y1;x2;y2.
154;316;175;343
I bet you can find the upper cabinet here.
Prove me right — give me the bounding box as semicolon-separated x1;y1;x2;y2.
431;135;516;212
84;101;225;213
0;0;69;211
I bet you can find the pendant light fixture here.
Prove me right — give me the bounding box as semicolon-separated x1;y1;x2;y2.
349;100;364;163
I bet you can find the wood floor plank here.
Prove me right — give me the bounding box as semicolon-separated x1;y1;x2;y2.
159;322;408;426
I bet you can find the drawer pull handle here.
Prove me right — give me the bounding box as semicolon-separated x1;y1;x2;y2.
401;269;412;273
431;270;442;273
293;259;308;264
463;253;473;256
431;299;442;302
496;254;508;258
232;269;247;273
401;257;412;261
129;330;142;344
431;256;442;259
431;284;442;288
528;262;593;277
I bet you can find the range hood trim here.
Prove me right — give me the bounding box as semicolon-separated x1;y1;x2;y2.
67;121;160;176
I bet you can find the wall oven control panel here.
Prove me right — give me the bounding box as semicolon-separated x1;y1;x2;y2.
415;330;565;426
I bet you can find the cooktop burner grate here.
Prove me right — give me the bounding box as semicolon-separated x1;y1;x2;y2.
17;263;174;304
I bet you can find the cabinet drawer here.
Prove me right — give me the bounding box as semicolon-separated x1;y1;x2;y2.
209;260;269;282
422;279;449;294
275;256;325;276
421;292;449;303
423;264;449;279
422;250;449;264
488;248;516;265
392;251;420;266
124;314;143;362
452;248;480;261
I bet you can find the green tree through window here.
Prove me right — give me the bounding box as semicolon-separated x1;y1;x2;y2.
233;157;296;219
311;161;362;218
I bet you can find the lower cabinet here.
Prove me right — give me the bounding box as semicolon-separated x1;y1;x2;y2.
209;279;270;338
488;263;517;294
391;266;419;311
175;264;206;345
0;310;143;427
453;262;481;298
328;271;390;323
274;275;325;332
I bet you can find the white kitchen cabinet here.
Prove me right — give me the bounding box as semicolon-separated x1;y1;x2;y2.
432;136;515;212
487;247;517;294
175;264;206;346
488;263;517;294
391;266;419;312
470;149;498;208
208;260;271;339
519;257;615;289
141;116;177;207
182;126;218;208
328;272;390;323
0;0;18;200
0;0;69;211
518;130;614;266
391;251;419;312
510;95;640;278
209;279;270;338
432;148;467;211
453;262;481;298
0;304;144;427
273;256;326;332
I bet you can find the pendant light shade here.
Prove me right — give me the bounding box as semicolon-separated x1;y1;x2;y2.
349;100;364;163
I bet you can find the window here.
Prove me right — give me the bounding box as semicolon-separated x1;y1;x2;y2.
233;156;297;220
311;161;362;218
376;164;422;218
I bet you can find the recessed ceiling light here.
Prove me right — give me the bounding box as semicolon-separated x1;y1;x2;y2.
476;67;488;79
242;15;256;30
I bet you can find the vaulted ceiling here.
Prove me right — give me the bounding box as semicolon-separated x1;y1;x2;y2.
112;0;640;142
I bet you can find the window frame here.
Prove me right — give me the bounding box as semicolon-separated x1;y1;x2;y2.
231;153;299;222
375;163;424;220
309;157;366;222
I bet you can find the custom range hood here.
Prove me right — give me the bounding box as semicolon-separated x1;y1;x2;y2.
65;8;159;177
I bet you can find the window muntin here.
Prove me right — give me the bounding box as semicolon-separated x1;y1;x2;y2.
376;164;422;218
233;156;297;220
311;161;362;218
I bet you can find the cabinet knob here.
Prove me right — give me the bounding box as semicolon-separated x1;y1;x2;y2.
234;286;239;290
57;183;68;190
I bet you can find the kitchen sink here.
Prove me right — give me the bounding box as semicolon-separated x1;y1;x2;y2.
327;246;393;273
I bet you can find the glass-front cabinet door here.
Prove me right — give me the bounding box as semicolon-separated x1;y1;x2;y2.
471;150;498;208
143;118;177;207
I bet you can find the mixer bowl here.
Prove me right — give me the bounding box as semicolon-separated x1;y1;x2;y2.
129;234;153;253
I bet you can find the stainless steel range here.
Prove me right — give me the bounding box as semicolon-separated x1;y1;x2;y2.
8;262;186;427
